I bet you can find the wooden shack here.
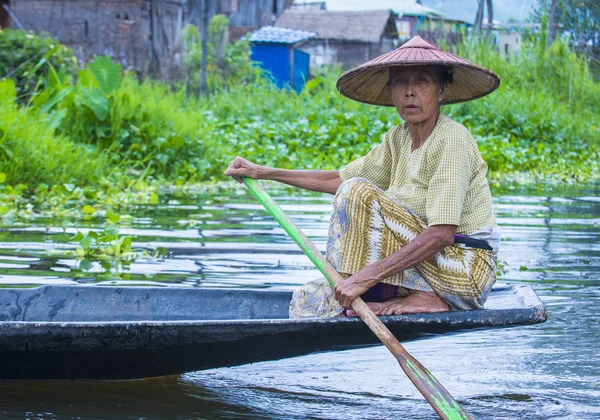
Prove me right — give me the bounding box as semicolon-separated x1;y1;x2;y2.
249;25;315;91
274;9;398;70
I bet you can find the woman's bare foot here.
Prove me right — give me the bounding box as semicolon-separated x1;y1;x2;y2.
345;290;449;316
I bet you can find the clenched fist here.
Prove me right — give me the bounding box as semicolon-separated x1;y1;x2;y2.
224;157;265;183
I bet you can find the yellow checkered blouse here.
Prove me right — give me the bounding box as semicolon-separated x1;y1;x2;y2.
339;113;497;234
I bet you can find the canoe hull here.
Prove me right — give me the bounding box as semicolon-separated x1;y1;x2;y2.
0;284;546;380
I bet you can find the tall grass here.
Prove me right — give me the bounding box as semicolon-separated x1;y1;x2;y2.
0;79;107;186
447;34;600;179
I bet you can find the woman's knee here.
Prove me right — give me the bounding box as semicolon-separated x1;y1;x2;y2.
334;177;378;206
339;177;372;190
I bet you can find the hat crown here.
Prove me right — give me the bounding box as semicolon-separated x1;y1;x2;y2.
398;35;439;50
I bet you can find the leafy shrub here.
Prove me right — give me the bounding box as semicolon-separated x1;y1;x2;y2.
29;56;209;180
0;78;107;186
0;29;78;103
455;30;600;116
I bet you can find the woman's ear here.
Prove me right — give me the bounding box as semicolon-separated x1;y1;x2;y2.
438;83;448;103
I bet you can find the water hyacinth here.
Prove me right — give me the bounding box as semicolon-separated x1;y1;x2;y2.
0;29;598;197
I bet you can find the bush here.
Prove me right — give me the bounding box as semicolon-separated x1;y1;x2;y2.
29;56;210;181
0;29;78;103
0;78;107;186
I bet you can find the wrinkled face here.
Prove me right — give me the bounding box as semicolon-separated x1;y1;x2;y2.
388;66;446;124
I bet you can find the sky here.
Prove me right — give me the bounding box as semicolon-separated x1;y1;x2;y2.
423;0;539;24
321;0;540;24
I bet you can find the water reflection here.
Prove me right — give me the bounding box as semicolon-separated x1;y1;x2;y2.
0;185;599;419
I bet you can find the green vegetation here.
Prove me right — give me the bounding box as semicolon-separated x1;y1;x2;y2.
448;30;600;181
0;29;78;103
1;21;599;221
182;15;262;94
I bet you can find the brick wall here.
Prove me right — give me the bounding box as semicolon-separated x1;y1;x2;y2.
11;0;149;74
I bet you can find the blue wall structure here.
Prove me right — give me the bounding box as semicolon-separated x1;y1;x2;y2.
250;26;315;92
292;49;309;92
251;44;290;89
251;44;310;92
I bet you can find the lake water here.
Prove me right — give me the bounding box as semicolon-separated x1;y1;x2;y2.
0;184;598;419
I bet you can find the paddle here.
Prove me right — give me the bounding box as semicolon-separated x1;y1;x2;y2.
242;177;472;420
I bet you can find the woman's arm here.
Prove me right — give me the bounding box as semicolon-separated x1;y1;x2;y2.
224;156;342;194
334;224;456;308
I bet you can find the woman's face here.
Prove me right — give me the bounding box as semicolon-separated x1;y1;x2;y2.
389;67;445;125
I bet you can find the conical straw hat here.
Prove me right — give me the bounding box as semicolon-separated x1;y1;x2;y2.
336;36;500;106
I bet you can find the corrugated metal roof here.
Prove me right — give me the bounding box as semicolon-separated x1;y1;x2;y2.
275;9;396;43
250;26;317;44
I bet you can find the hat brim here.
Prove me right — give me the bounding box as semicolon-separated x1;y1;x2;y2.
336;56;500;106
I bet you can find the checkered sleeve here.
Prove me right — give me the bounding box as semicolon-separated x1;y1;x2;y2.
339;131;393;190
425;133;474;226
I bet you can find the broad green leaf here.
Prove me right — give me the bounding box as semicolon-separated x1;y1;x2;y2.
119;236;132;253
46;64;63;89
107;211;120;225
78;87;108;121
70;232;84;241
303;76;322;92
80;235;94;250
0;173;5;184
78;69;98;89
44;108;67;130
166;136;185;149
31;88;54;109
39;86;74;113
0;79;16;104
31;45;60;74
89;56;122;95
82;205;95;214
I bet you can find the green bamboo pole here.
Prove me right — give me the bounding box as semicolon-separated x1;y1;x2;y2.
243;177;472;420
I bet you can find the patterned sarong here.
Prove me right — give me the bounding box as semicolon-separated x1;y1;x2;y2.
289;178;496;318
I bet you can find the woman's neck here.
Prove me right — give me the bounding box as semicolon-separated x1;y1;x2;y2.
408;112;440;152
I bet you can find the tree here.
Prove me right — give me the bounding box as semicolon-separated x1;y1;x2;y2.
533;0;600;50
548;0;557;47
474;0;494;34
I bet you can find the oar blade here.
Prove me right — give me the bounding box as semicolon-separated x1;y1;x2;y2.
396;353;473;420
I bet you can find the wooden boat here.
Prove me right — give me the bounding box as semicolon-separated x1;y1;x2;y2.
0;283;546;381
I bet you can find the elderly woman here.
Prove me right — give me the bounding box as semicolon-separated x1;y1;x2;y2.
225;36;500;318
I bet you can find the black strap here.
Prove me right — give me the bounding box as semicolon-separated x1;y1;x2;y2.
454;236;493;251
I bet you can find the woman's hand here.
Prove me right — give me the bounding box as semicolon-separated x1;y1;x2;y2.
335;266;379;308
224;156;266;183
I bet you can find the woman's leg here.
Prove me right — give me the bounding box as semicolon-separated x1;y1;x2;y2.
327;178;496;312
